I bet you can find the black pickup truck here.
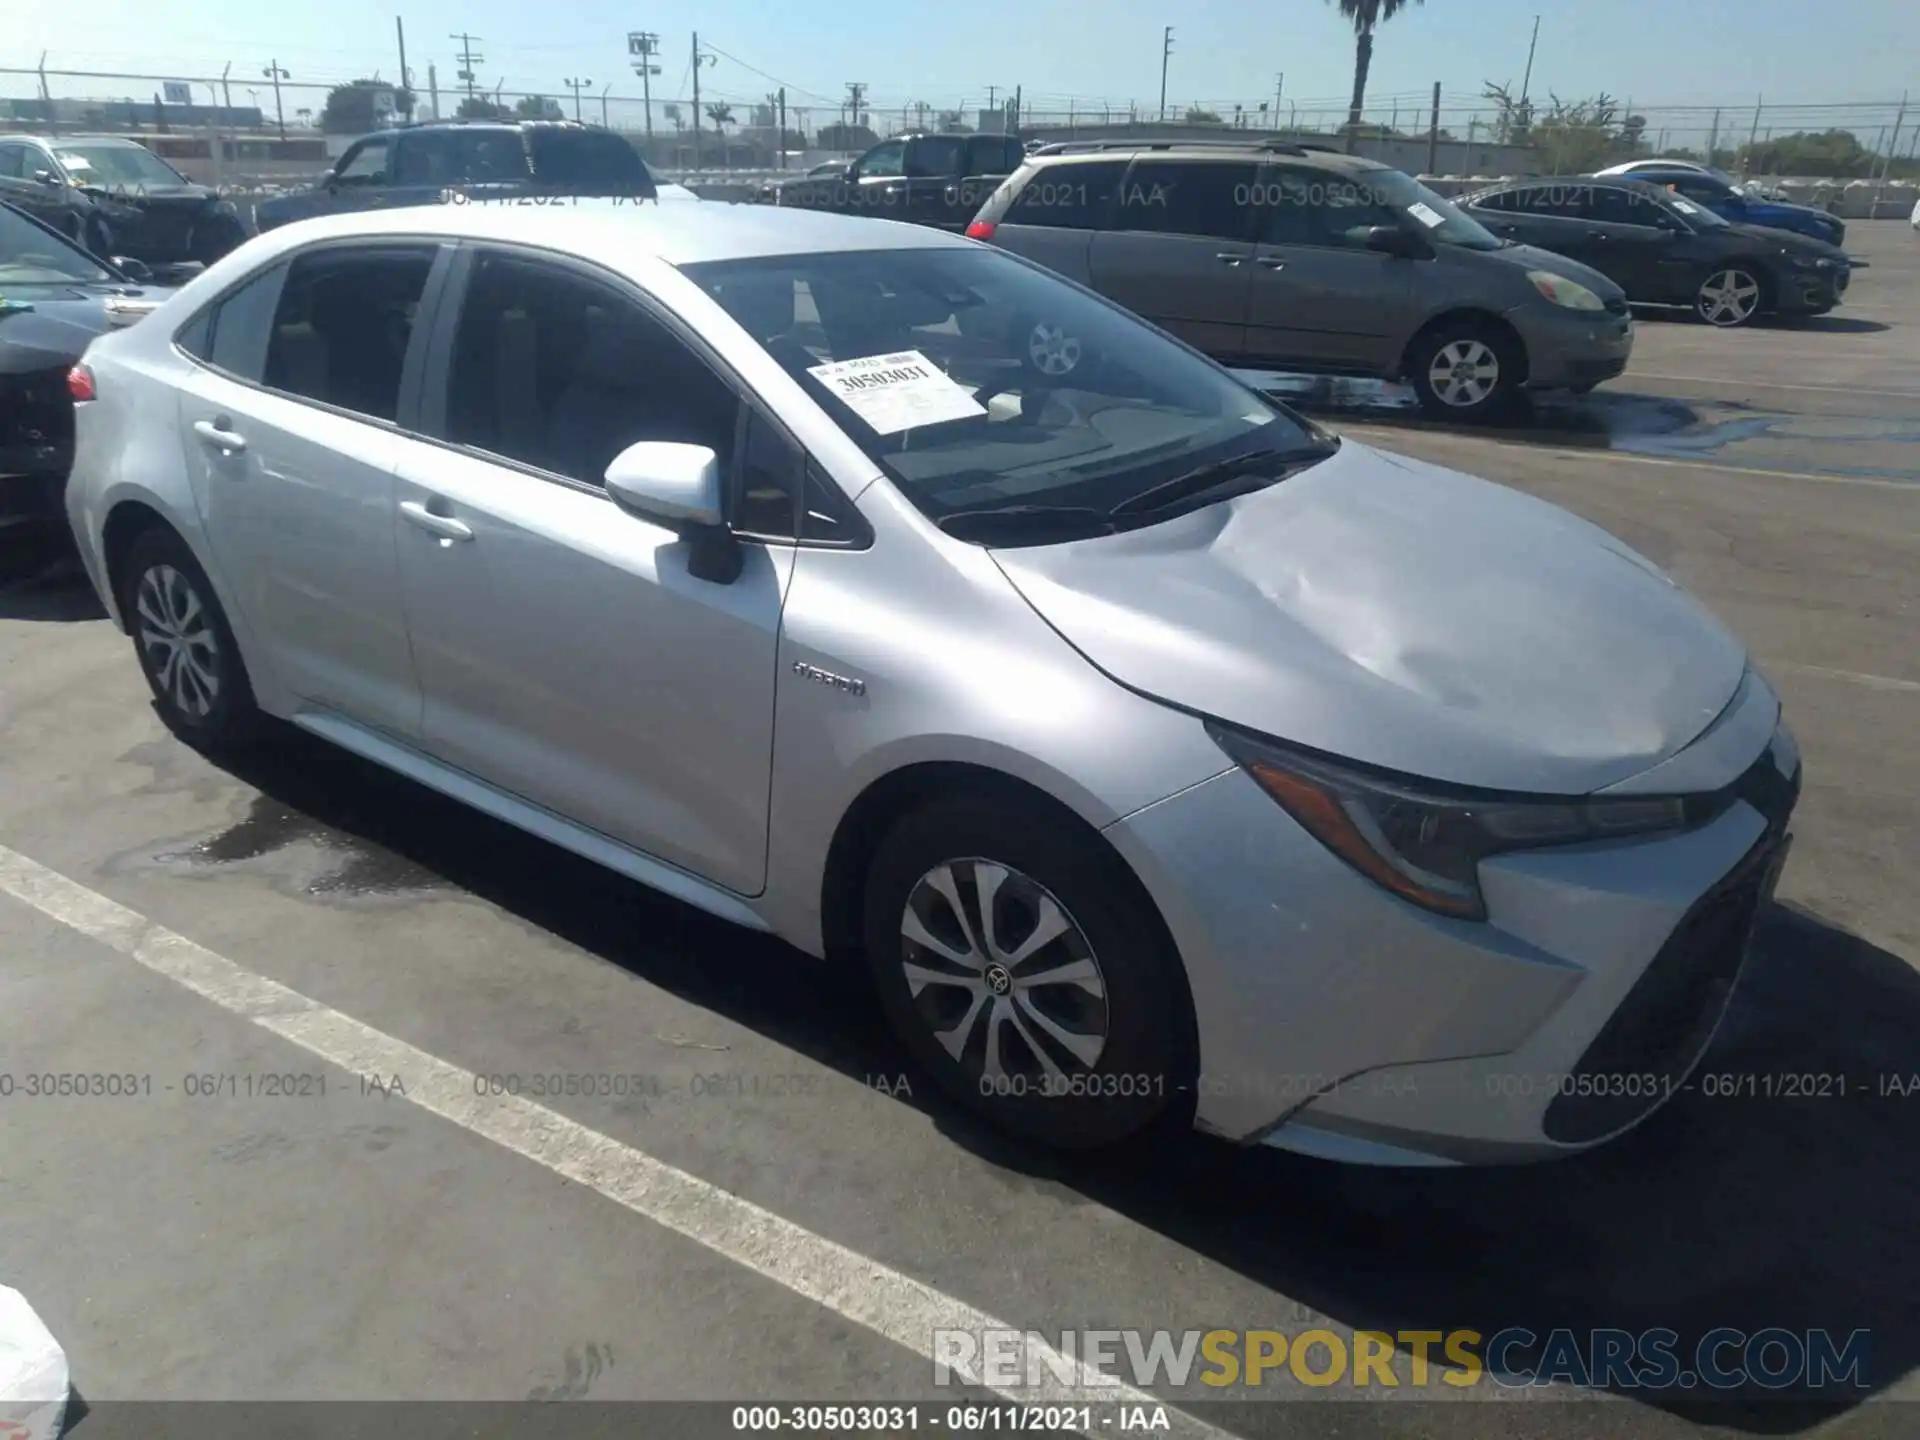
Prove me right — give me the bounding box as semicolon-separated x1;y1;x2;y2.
758;133;1025;231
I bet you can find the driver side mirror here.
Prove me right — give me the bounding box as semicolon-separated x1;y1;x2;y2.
604;441;742;584
841;161;859;182
1363;224;1431;259
33;168;60;186
112;256;155;283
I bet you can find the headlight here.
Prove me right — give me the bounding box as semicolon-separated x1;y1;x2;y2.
1208;723;1726;921
1790;255;1833;270
1527;270;1606;311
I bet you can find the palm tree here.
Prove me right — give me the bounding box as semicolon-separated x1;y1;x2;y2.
1328;0;1424;146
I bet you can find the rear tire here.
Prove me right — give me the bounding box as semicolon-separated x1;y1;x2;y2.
1405;319;1523;423
120;527;260;753
861;795;1193;1150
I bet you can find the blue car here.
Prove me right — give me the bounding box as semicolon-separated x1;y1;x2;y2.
1602;164;1848;249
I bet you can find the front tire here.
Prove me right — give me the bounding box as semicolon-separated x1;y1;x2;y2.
121;527;260;752
862;796;1193;1149
1406;320;1522;422
1695;266;1765;327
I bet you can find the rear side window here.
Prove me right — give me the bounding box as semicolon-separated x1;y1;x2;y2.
1589;187;1654;226
264;247;437;421
1468;189;1517;212
528;130;651;192
907;136;966;179
1112;160;1258;242
1004;161;1126;230
965;136;1022;175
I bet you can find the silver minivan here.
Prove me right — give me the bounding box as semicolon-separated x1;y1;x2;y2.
968;140;1635;421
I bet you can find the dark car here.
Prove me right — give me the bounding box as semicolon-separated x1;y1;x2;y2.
758;132;1025;231
0;202;173;528
1460;176;1854;328
254;120;657;232
0;135;251;270
1595;163;1847;248
972;140;1635;420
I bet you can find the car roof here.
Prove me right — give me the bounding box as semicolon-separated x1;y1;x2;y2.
1025;141;1387;173
13;134;145;147
248;199;972;266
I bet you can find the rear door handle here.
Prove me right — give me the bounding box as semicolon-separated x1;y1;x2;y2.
400;500;474;542
192;418;246;453
1216;252;1248;266
1256;257;1287;270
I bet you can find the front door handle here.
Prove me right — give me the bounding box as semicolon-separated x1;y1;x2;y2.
1216;252;1248;266
192;418;246;453
400;500;474;542
1256;256;1287;270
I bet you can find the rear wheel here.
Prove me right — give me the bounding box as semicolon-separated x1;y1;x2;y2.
1695;266;1765;327
862;795;1193;1149
120;527;260;753
1406;319;1523;423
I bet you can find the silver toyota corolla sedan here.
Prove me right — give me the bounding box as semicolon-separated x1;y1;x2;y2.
63;202;1801;1165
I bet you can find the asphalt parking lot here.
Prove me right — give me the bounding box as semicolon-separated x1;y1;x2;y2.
1;222;1915;1440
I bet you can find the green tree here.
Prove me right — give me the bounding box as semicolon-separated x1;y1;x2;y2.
1737;129;1877;178
705;102;735;131
320;79;415;134
1184;106;1224;124
1328;0;1424;141
515;94;563;121
456;96;510;121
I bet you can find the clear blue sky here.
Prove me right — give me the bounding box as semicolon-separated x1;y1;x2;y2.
10;0;1914;124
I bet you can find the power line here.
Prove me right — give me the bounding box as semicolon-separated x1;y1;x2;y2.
696;40;836;105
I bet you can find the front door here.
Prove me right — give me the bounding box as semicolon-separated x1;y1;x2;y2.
1087;156;1259;358
1244;162;1419;372
174;242;445;738
393;247;793;894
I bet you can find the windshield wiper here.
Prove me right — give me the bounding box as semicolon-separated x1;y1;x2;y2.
935;504;1117;543
1108;442;1338;520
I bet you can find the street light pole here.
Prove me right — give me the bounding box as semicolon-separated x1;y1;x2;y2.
263;61;289;140
565;77;592;122
628;32;661;139
1158;27;1174;122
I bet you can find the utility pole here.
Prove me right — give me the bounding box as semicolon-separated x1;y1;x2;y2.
427;63;439;120
1519;14;1540;107
691;34;717;164
778;87;787;167
395;18;412;119
1427;79;1441;174
263;60;289;139
844;80;867;135
1274;73;1285;130
1881;92;1908;185
1158;27;1174;122
564;77;592;122
451;33;484;106
628;32;661;139
1706;106;1721;164
1745;94;1762;175
1011;84;1021;138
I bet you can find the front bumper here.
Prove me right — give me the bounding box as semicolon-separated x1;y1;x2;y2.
1509;303;1634;391
1104;672;1798;1165
108;207;247;265
1778;264;1849;313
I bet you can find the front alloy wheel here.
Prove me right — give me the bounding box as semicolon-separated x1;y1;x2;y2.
1697;268;1763;327
899;858;1109;1085
1426;338;1502;410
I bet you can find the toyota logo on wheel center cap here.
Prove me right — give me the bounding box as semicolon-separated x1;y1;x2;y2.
984;964;1013;995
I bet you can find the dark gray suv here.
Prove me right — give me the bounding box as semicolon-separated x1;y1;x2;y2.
968;140;1635;420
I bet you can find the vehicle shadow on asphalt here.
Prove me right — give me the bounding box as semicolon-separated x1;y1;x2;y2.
168;716;1917;1432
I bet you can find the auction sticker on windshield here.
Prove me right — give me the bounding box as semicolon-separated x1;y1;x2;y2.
806;350;987;435
1407;202;1446;228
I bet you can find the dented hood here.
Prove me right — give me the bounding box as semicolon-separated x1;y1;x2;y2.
991;442;1748;794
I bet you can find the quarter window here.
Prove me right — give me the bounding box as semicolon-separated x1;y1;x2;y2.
263;247;436;421
1005;161;1126;230
444;251;742;491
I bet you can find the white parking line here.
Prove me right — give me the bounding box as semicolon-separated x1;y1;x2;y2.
1624;372;1919;399
0;841;1237;1438
1781;663;1920;695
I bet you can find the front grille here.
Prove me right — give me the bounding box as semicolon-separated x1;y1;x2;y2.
1542;830;1784;1144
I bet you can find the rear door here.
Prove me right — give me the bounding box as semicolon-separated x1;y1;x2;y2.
985;160;1127;283
174;241;449;737
1244;163;1418;373
902;134;968;229
1088;156;1259;358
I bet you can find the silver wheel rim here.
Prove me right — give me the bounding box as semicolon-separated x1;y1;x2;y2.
1427;339;1500;408
899;858;1109;1084
1027;323;1082;376
135;564;221;718
1698;269;1761;325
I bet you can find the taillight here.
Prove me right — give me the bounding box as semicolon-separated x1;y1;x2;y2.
965;220;997;241
68;363;96;402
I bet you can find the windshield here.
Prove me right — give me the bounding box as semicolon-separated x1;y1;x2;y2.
0;203;117;285
682;247;1329;530
54;143;188;191
1362;168;1503;251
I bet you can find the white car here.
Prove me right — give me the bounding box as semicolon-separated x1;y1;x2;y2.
656;182;700;201
1911;195;1920;232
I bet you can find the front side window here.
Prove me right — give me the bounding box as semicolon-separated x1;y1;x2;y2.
335;139;392;185
1112;160;1258;242
1258;166;1403;248
264;247;436;420
858;142;907;179
1323;167;1502;250
684;246;1329;540
444;251;741;490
